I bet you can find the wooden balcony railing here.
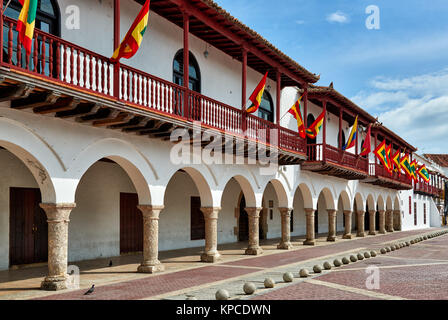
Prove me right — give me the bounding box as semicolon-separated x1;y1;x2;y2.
415;182;445;197
0;16;306;155
306;143;369;173
369;163;412;186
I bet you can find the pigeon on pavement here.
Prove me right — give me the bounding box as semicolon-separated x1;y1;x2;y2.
84;285;95;295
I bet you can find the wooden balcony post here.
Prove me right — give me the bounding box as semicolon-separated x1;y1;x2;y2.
276;70;281;127
113;0;120;99
322;100;327;162
303;87;308;129
183;11;190;119
241;47;247;133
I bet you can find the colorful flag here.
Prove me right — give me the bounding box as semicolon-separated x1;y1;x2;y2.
17;0;38;55
288;95;306;138
360;124;372;156
392;150;401;174
246;72;268;114
374;140;392;173
305;111;325;139
386;144;393;175
400;154;413;181
111;0;151;62
417;164;431;183
343;116;358;151
410;160;418;182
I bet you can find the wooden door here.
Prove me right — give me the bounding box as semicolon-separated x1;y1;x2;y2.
190;197;205;240
238;196;249;242
120;193;143;254
9;187;48;266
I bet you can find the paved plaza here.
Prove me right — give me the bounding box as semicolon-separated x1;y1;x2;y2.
1;228;447;300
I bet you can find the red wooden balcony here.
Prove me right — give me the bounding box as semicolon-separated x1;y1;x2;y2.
415;182;444;198
0;16;306;165
301;143;369;180
365;164;412;190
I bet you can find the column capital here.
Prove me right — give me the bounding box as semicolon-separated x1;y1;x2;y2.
393;210;401;214
40;203;76;222
378;210;386;214
138;205;164;220
200;207;221;220
278;207;292;217
368;210;376;215
385;209;393;214
305;208;315;215
343;210;352;215
327;209;337;214
356;210;365;216
245;207;262;218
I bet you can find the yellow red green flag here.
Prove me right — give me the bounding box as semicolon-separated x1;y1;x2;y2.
17;0;38;55
288;95;306;138
246;72;268;114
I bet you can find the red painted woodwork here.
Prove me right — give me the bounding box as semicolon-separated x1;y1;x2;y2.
369;163;411;186
9;188;48;266
120;193;143;254
307;143;369;173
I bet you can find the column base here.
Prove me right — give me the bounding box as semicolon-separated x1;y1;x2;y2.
201;252;221;263
357;232;366;238
277;242;293;250
303;239;315;246
327;236;336;242
379;230;387;235
41;276;68;291
245;247;263;255
137;261;165;274
387;229;395;233
369;231;377;236
343;234;352;240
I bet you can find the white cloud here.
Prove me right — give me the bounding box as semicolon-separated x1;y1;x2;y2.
295;20;305;25
351;69;448;153
326;11;349;24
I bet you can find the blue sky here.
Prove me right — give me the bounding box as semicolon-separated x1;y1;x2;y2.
215;0;448;154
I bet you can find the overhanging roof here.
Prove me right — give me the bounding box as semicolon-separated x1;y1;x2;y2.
135;0;320;86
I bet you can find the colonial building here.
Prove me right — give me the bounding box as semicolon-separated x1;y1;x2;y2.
0;0;444;291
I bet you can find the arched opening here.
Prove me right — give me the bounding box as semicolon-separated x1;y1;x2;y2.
317;188;335;236
173;49;201;93
292;183;313;237
307;114;316;145
238;193;249;242
0;147;49;267
70;158;142;261
3;0;61;71
258;91;274;122
338;191;350;234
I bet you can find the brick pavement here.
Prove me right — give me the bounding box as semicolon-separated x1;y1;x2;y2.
30;228;443;300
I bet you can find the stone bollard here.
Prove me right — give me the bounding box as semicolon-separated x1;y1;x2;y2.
264;278;275;289
299;269;309;278
323;262;332;270
333;259;342;267
283;272;294;283
243;282;257;295
216;289;230;300
313;265;322;273
342;257;350;264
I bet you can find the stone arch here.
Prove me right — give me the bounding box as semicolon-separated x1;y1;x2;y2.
69;138;155;205
377;195;385;211
317;187;336;210
179;167;214;208
386;195;393;211
294;183;314;209
353;193;364;211
0;118;60;203
223;175;257;208
262;179;289;208
366;194;376;211
393;195;400;211
338;190;351;211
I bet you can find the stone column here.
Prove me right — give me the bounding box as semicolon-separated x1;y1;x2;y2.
386;210;394;232
378;210;386;234
137;205;165;273
327;209;337;242
356;210;366;237
369;210;377;236
200;207;221;262
394;210;401;231
277;208;293;250
303;209;315;246
343;210;352;239
39;203;76;291
245;207;263;255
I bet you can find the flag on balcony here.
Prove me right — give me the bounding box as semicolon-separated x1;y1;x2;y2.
343;116;358;151
17;0;38;55
392;150;401;174
305;111;325;139
246;72;268;114
111;0;151;62
288;95;306;138
400;154;413;181
374;140;392;173
417;164;431;183
410;160;418;182
360;124;372;156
